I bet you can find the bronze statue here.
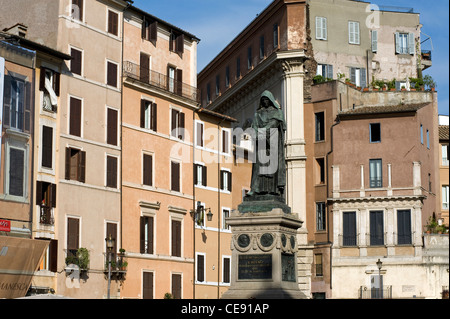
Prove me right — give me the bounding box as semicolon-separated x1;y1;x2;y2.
246;90;286;199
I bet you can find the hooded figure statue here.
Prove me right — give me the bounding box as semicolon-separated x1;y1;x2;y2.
246;90;286;198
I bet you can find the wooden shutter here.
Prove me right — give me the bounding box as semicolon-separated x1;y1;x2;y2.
42;126;53;168
169;32;174;52
397;210;411;245
227;172;232;192
143;272;154;299
371;30;378;53
106;156;117;188
151;103;157;131
3;75;11;128
395;32;401;54
360;68;367;88
172;274;182;299
197;122;203;147
49;239;58;272
140;99;146;128
171;161;180;192
140;216;154;254
222;130;229;153
106;222;117;255
67;218;79;253
220;171;224;190
197;255;204;282
108;10;118;36
143;154;153;186
107;108;118;146
39;67;46;91
24;81;31;133
370;211;384;246
140;53;150;83
178;112;185;140
223;258;230;283
171;109;178;137
54;72;60;96
140;216;146;253
176;34;184;54
141;17;148;39
79;151;86;183
70;48;82;75
171;220;181;257
408;32;415;55
107;62;118;87
69;97;81;137
343;212;356;246
202;165;207;187
36;181;43;205
51;183;57;208
150;21;158;42
193;164;198;185
176;69;183;95
9;148;24;197
65;148;71;180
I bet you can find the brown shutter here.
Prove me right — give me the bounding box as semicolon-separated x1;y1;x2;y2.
171;109;177;137
70;48;82;75
108;10;118;36
176;34;184;54
51;183;57;208
106;222;117;256
141;17;147;39
223;258;230;283
49;239;58;272
36;181;43;205
150;21;158;42
24;81;31;133
169;32;174;51
193;164;198;185
151;103;157;131
202;165;207;187
39;67;46;91
172;220;181;257
197;254;204;282
3;75;11;127
140;53;150;83
176;69;183;95
69;97;81;137
220;171;224;190
228;172;232;191
172;273;182;299
140;99;146;128
67;218;79;253
79;151;86;183
107;62;117;87
222;130;228;153
178;112;185;140
143;272;153;299
171;161;180;192
140;217;145;253
107;156;117;188
65;148;71;180
54;72;60;97
107;108;118;146
196;122;203;147
42;126;53;168
143;154;152;186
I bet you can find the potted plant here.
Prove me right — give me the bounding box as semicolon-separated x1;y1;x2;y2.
65;247;90;272
164;292;174;299
425;216;438;234
423;75;436;91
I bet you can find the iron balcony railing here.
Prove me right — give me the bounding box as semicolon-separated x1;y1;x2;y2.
123;61;199;103
39;206;54;225
421;50;432;61
359;286;392;299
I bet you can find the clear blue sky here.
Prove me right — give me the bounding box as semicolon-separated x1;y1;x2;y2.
132;0;449;116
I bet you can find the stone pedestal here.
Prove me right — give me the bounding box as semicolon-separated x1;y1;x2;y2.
221;207;307;299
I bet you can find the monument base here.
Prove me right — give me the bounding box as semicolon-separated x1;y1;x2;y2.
221;208;306;299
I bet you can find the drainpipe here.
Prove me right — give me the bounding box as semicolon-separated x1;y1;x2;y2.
325;113;340;292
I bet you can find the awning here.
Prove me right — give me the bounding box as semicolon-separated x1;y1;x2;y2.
0;236;49;299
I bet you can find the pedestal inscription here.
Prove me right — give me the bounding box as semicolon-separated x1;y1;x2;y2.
238;254;272;280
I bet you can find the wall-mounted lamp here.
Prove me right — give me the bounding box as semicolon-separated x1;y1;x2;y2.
194;201;213;223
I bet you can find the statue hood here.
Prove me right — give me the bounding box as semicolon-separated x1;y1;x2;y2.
261;90;280;109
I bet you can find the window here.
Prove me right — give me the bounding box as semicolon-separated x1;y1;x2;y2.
70;47;82;76
107;10;119;36
315;158;325;184
273;23;279;48
247;47;252;69
36;181;56;209
426;129;430;149
142;272;154;299
39;67;60;112
215;75;220;96
369;159;382;188
370;211;384;246
225;66;230;87
196;254;205;282
397;210;412;245
222;129;230;154
168;66;175;93
395;32;414;55
140;52;150;83
42;126;53;169
67;217;80;257
343;212;357;246
370;123;381;143
3;75;31;133
171;109;185;140
442;144;449;166
223;257;231;283
140;216;154;254
443;186;449;210
172;273;182;299
71;0;83;21
222;208;230;230
106;155;117;188
259;35;265;59
107;61;118;88
236;57;241;79
350;67;367;88
348;21;360;44
141;100;157;131
7;147;26;197
171;219;182;257
171;161;181;192
107;108;118;145
315;112;325;142
106;223;117;257
38;239;58;272
194;163;207;187
143;154;153;186
317;64;333;80
316;202;326;231
142;17;157;42
428;173;432;192
69;96;82;137
65;147;86;183
315;17;327;40
206;83;211;104
420;124;424;144
169;31;184;54
315;254;323;276
371;30;378;52
220;170;232;192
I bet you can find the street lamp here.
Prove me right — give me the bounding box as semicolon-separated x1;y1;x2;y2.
106;235;115;299
195;201;213;224
376;259;383;299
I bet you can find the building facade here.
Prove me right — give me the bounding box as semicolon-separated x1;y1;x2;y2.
438;115;449;226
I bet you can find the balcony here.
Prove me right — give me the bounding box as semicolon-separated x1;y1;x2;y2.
421;50;432;70
359;286;392;299
103;252;127;280
123;61;199;103
39;206;54;225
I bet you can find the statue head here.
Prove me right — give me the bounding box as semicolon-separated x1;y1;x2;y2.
260;90;280;109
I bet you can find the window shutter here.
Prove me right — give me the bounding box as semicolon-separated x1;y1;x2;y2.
140;217;146;253
151;103;157;131
176;34;184;54
172;274;182;299
49;239;58;272
171;161;180;192
172;220;181;257
176;69;183;95
326;64;333;80
106;223;117;255
178;112;185;140
322;17;327;40
36;181;43;205
108;10;118;36
69;97;81;137
223;258;230;283
360;68;367;88
395;32;401;54
54;72;60;97
141;17;147;39
220;171;224;190
3;75;11;128
107;108;118;146
140;99;146;128
171;109;177;137
67;218;79;252
143;154;153;186
140;53;150;83
193;164;198;185
397;210;411;245
371;30;378;52
42;126;53;168
202;165;207;186
24;81;31;133
315;17;321;39
70;48;82;75
227;172;232;192
51;183;57;208
408;32;415;55
143;272;154;299
79;151;86;183
197;255;205;282
350;68;356;84
9;148;24;197
106;156;117;188
107;62;117;87
348;22;354;44
39;67;46;91
355;22;360;44
197;122;203;147
65;148;71;180
343;212;356;246
150;21;158;42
